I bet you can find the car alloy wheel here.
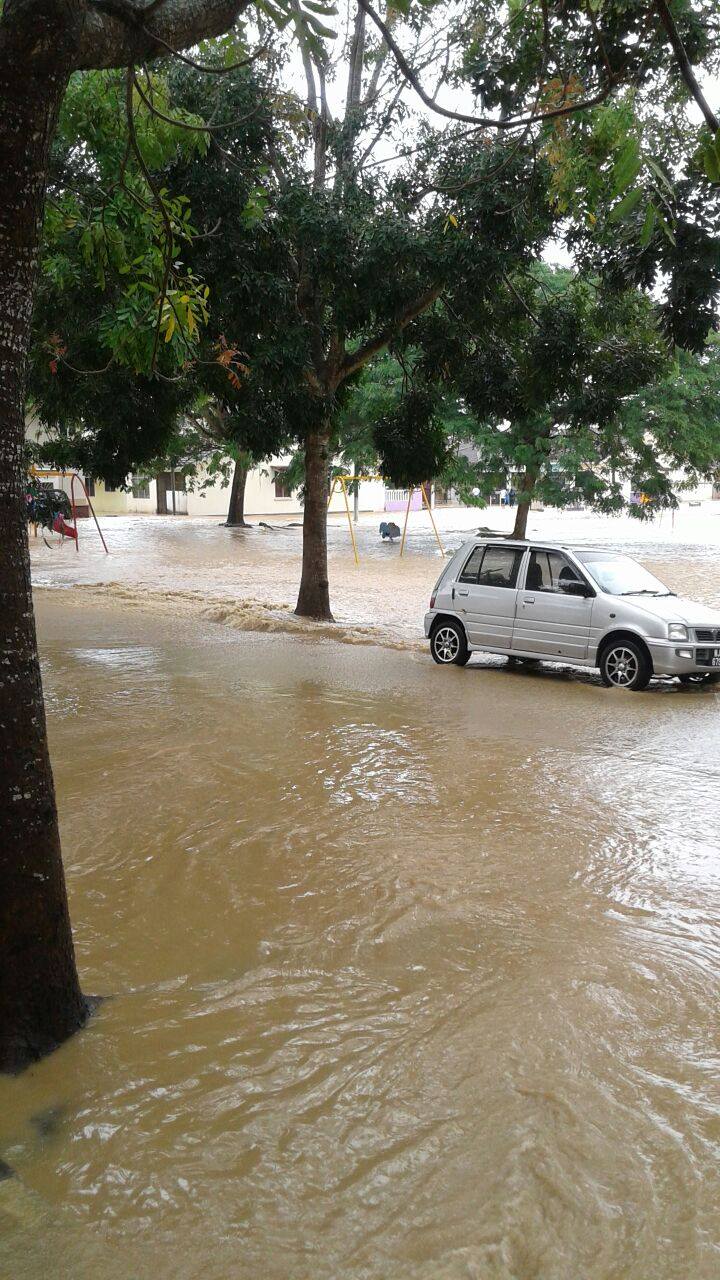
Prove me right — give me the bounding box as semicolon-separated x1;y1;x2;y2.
600;637;651;691
605;646;640;687
433;626;460;663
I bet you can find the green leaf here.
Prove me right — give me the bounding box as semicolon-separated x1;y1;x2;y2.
702;143;720;183
656;212;676;246
301;11;336;36
610;137;642;197
639;203;656;247
301;0;337;12
609;187;643;223
645;156;674;194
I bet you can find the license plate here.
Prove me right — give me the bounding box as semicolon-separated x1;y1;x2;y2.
713;654;720;667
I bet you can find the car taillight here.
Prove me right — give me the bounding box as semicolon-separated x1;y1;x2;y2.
429;592;436;609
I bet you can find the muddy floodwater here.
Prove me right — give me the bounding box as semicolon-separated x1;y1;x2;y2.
2;506;720;1278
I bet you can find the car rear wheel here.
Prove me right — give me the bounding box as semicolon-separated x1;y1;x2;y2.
430;620;470;667
600;639;651;692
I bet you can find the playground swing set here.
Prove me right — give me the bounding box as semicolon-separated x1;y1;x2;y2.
327;474;445;565
26;467;443;563
27;468;109;554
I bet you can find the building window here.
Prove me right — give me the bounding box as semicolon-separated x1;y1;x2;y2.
132;474;150;500
274;469;292;499
104;482;116;493
84;475;95;497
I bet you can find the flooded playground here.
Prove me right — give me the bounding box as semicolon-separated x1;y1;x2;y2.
1;504;719;1278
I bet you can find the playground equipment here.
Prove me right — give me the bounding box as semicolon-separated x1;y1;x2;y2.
28;468;109;554
327;474;445;564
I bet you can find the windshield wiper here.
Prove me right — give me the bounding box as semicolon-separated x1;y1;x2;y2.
618;589;662;596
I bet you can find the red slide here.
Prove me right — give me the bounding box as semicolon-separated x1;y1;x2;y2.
52;513;78;540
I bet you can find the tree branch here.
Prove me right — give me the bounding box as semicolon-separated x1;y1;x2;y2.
356;0;617;130
653;0;719;132
76;0;251;71
134;66;261;133
137;27;264;72
339;285;443;382
293;0;318;114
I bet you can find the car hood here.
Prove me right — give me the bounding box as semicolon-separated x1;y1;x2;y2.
613;594;720;627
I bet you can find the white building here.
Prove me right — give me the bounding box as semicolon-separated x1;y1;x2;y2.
79;456;389;519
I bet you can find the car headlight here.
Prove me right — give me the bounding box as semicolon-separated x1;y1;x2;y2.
668;623;689;642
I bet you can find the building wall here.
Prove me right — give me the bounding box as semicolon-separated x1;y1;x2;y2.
91;482;134;514
184;460;387;518
99;456;388;518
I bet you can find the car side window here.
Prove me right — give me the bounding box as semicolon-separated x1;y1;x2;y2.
527;550;582;593
477;547;523;589
548;552;582;592
526;551;551;591
458;546;485;583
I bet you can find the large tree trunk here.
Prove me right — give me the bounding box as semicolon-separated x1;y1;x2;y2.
0;44;89;1073
295;424;333;621
511;470;537;540
156;472;168;515
225;457;250;526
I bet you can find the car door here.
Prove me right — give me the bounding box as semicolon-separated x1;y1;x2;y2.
512;549;594;659
455;545;526;649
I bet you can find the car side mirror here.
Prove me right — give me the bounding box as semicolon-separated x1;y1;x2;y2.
560;579;593;597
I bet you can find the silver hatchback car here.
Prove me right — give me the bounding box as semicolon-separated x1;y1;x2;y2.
424;539;720;691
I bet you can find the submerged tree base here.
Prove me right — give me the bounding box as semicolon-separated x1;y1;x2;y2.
0;994;104;1077
294;598;335;622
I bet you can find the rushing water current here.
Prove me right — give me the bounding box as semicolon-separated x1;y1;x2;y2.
2;506;720;1278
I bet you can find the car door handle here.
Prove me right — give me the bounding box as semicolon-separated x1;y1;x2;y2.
457;588;469;596
523;596;535;604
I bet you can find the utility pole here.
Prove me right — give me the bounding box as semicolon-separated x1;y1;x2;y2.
353;460;359;523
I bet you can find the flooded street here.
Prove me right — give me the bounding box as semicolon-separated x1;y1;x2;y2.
2;506;719;1277
27;502;720;644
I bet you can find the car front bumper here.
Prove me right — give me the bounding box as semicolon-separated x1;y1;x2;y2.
647;640;720;677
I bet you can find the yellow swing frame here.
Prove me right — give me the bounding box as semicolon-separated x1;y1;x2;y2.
327;474;445;565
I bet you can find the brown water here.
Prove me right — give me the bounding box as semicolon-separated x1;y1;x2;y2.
2;511;720;1278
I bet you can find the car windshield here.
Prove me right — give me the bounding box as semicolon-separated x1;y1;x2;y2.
574;551;674;597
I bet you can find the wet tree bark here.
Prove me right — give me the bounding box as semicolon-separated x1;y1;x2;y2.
156;473;168;515
225;457;250;526
511;470;537;540
0;0;250;1076
0;46;89;1073
295;423;333;620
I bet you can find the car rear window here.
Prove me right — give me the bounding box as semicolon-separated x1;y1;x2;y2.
459;546;485;583
478;547;524;589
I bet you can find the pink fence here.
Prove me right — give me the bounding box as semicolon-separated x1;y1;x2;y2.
384;488;423;512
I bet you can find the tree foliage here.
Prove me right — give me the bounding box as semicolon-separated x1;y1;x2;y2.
404;267;680;524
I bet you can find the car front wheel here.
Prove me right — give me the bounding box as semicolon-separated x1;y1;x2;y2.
600;639;651;692
430;620;470;666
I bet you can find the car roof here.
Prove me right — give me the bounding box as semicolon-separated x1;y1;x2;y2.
463;538;611;554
